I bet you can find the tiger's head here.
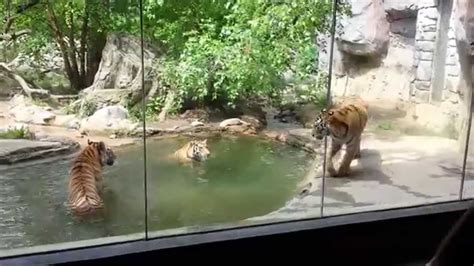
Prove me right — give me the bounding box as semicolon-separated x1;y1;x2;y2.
311;108;333;140
88;139;116;166
188;139;210;162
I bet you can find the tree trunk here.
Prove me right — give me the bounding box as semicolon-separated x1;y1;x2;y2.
45;2;77;91
86;31;107;86
45;0;109;92
84;0;108;87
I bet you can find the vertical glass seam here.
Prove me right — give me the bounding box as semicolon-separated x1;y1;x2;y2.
139;0;149;239
320;0;338;217
460;72;474;199
459;0;474;200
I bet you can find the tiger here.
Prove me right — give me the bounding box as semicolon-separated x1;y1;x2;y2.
311;96;368;177
170;139;210;163
67;140;116;216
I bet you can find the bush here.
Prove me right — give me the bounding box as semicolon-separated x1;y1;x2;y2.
157;0;340;112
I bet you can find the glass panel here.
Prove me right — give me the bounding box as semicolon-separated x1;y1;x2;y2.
144;0;335;237
321;0;465;217
0;0;145;256
458;1;474;199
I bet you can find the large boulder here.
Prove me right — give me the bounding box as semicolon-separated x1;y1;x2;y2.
9;44;64;74
219;118;245;128
337;0;390;57
384;0;418;20
51;114;81;129
384;0;418;38
80;105;139;134
0;138;79;164
9;105;56;125
240;115;264;131
8;95;56;125
218;101;267;126
7;44;70;94
74;89;133;116
72;33;161;116
219;118;257;135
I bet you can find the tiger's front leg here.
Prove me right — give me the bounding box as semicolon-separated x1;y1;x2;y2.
336;138;360;177
327;141;341;177
354;143;361;159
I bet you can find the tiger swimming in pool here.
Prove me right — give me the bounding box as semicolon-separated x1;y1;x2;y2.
311;96;368;177
170;139;210;164
67;140;116;217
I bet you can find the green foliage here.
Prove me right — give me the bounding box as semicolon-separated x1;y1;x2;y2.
63;99;96;118
145;95;166;117
0;126;31;139
295;73;328;106
158;0;340;109
2;0;350;116
128;95;165;121
79;100;97;118
377;121;394;131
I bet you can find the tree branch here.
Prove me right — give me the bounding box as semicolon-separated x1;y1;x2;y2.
0;29;32;42
3;15;16;34
0;63;50;99
2;0;41;34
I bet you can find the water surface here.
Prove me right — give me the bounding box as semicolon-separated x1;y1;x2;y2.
0;136;313;250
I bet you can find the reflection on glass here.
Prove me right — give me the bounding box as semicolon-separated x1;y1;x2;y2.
144;0;335;236
0;0;145;254
319;0;466;216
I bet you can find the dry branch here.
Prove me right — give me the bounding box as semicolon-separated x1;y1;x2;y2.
0;62;50;98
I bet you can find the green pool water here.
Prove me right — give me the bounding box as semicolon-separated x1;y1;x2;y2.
0;135;313;250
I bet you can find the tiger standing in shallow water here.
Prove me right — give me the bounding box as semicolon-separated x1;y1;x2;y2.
170;139;210;164
312;96;368;177
67;140;116;217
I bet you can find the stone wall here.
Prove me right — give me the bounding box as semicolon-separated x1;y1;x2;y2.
318;0;471;137
407;0;463;107
406;0;467;136
411;2;438;103
438;2;462;132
